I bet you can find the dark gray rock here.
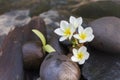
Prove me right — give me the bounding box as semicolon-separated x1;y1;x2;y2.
71;0;120;18
82;49;120;80
22;42;44;70
89;17;120;54
40;53;80;80
0;27;24;80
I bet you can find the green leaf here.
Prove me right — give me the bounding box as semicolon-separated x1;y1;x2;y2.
32;29;46;46
32;29;56;53
43;44;56;53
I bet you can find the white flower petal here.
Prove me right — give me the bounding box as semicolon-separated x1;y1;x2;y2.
60;20;69;30
69;34;73;40
71;56;79;62
78;59;85;65
79;39;86;43
59;36;67;41
54;28;64;36
84;27;93;34
78;26;84;33
73;34;80;39
72;48;78;55
69;16;76;25
87;34;94;42
84;52;89;60
77;17;83;25
78;46;87;53
73;21;79;28
69;16;83;28
69;24;76;33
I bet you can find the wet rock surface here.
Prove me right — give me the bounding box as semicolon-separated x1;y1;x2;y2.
82;49;120;80
89;17;120;54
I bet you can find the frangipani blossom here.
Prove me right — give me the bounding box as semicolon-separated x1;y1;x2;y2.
69;16;83;29
73;26;94;43
54;20;75;41
71;46;89;65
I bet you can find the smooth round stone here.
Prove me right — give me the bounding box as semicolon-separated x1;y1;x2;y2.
89;17;120;54
22;42;44;69
40;53;80;80
82;50;120;80
0;27;25;80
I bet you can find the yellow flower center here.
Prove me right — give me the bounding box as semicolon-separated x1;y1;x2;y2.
77;52;84;60
79;32;87;40
64;28;71;36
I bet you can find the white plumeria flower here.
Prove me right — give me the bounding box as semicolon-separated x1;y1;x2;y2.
54;20;75;41
71;46;89;65
69;16;83;29
73;26;94;43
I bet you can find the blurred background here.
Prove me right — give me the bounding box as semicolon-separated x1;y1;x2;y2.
0;0;120;17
